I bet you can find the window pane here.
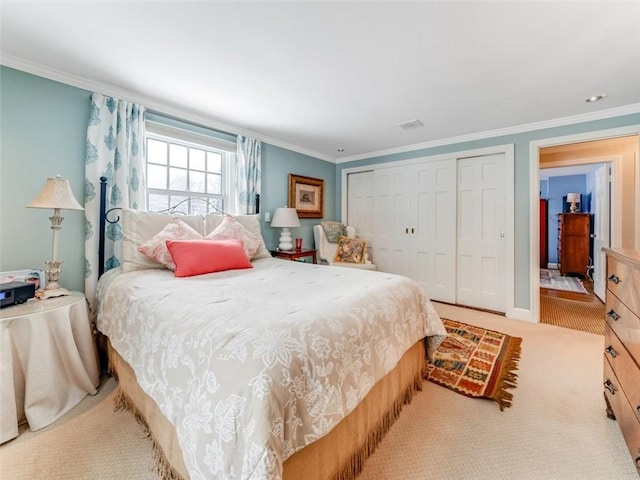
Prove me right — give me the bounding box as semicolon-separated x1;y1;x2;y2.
170;144;187;168
147;139;167;165
148;193;169;212
147;164;167;189
207;173;222;194
189;171;206;193
209;198;223;214
191;200;208;216
169;167;187;191
207;152;222;172
170;195;189;214
190;148;206;171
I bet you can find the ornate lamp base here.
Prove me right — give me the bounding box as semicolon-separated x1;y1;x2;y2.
36;287;71;299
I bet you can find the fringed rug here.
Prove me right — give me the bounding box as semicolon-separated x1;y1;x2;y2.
427;319;522;411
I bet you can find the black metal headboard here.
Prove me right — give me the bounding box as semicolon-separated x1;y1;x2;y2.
97;176;260;277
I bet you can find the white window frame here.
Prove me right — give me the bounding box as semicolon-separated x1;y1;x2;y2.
145;121;237;214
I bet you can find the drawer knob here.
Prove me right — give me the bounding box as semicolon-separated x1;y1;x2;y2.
607;274;621;285
605;345;618;358
606;309;620;321
636;405;640;415
603;379;616;395
636;456;640;469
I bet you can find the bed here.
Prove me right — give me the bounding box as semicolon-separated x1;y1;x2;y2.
95;192;446;480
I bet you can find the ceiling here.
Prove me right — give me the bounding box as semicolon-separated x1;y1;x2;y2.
2;1;639;162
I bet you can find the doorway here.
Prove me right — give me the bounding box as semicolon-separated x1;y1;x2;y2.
530;128;640;327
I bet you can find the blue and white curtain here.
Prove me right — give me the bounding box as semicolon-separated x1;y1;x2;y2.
236;136;261;214
84;93;146;310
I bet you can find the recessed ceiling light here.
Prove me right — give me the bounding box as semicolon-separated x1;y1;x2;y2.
585;94;606;103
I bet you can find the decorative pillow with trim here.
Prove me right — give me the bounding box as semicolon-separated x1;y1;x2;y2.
333;236;367;264
204;214;270;260
138;218;203;270
166;239;253;277
122;209;204;271
205;215;261;259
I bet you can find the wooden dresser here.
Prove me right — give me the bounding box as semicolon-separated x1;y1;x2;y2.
603;248;640;475
557;213;590;277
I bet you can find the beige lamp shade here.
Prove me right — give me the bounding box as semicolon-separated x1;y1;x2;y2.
271;207;300;228
27;175;84;211
566;193;581;204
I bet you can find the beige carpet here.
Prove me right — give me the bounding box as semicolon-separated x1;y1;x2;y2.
0;303;636;480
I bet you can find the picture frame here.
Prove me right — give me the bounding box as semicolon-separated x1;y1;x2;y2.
288;174;324;218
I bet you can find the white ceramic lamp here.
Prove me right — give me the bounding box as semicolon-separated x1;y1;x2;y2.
566;193;580;213
27;175;84;299
271;207;300;251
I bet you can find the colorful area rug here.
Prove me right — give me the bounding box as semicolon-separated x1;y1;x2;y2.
427;319;522;411
540;268;588;294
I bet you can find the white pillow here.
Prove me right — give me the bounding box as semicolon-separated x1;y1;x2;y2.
206;215;261;259
205;214;270;260
121;209;205;271
138;218;204;270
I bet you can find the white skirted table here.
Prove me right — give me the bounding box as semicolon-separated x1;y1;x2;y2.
0;291;100;444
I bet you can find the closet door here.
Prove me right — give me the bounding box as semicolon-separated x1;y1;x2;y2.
456;153;507;312
373;167;411;277
346;171;375;258
410;159;456;303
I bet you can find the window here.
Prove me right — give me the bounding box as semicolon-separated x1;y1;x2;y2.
145;122;236;215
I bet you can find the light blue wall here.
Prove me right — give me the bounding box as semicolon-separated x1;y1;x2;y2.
547;174;587;263
261;145;335;250
1;66;91;292
336;113;640;310
0;66;333;292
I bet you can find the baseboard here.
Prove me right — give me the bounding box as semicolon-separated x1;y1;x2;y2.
546;263;559;270
509;307;535;323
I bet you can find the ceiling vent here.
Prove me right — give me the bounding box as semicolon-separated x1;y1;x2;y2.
397;119;424;131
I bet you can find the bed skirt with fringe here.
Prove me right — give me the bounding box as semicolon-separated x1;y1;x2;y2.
108;339;428;480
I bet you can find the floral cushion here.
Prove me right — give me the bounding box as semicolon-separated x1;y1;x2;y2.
205;215;261;259
138;218;203;270
333;236;367;264
205;214;271;260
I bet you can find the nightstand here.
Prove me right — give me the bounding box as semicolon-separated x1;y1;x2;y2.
0;291;100;443
271;248;318;264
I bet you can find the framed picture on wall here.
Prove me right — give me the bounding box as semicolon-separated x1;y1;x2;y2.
288;174;324;218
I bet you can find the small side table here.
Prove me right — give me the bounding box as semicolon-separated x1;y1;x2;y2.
271;248;318;264
0;292;100;443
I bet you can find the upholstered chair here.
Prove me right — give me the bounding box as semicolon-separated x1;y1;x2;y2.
312;225;377;270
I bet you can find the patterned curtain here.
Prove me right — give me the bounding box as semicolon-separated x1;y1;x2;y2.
84;93;146;310
236;136;261;214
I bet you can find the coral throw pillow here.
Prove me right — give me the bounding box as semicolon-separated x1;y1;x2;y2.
166;239;253;277
206;215;262;259
138;218;203;270
333;236;367;264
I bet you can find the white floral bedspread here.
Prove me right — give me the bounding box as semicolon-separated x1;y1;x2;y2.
97;258;445;480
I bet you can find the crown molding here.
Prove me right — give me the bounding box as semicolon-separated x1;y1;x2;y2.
0;54;334;162
335;103;640;164
3;54;638;166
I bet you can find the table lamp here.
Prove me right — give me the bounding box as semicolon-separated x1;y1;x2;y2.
566;193;580;213
271;207;300;251
27;175;84;299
